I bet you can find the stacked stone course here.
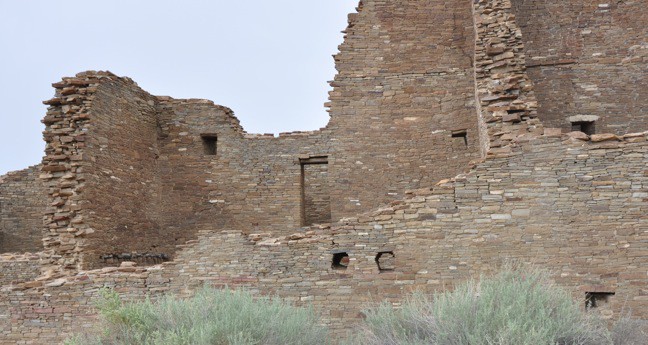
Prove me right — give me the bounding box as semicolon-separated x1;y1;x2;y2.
0;0;646;343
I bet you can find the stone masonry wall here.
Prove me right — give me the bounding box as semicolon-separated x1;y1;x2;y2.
40;72;166;272
511;0;648;134
154;98;331;240
1;0;647;343
0;166;46;253
327;0;482;219
0;253;41;287
80;77;161;270
1;132;646;343
41;72;107;273
472;0;542;156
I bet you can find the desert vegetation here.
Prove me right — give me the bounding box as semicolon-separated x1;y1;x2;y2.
66;268;646;345
65;287;329;345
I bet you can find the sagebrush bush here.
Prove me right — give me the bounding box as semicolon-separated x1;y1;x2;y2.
65;287;329;345
349;268;622;345
610;315;648;345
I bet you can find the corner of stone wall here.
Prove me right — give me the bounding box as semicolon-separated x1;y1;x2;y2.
471;0;543;157
40;71;121;274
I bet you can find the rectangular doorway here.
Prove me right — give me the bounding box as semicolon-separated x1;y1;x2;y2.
300;156;331;226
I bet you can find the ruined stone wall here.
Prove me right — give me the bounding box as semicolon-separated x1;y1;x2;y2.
0;166;46;253
511;0;648;134
150;133;648;333
40;73;165;271
81;77;161;270
2;133;646;343
0;266;158;343
154;99;331;240
1;0;647;342
41;72;108;272
327;0;481;219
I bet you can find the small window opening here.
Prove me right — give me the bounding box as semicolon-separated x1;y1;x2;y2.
375;251;395;272
332;252;349;270
452;129;468;146
201;134;217;155
571;121;595;135
585;292;615;310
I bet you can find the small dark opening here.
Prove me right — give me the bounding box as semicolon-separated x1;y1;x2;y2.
332;252;349;270
375;251;395;272
571;121;595;135
452;130;468;146
201;134;217;155
585;292;615;310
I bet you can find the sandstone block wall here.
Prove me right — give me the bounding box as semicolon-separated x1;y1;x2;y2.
0;0;646;343
0;166;46;253
0;253;41;287
511;0;648;134
2;132;646;344
81;77;161;270
327;0;482;218
40;72;167;271
25;0;492;269
154;98;331;241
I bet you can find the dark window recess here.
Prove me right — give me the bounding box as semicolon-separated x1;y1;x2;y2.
375;251;395;272
452;130;468;146
571;121;595;135
585;292;615;310
201;134;217;155
332;252;349;270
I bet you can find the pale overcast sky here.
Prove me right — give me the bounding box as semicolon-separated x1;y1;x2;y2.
0;0;358;175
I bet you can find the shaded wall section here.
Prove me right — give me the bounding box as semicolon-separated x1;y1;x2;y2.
511;0;648;134
81;78;162;269
0;166;46;253
327;0;481;219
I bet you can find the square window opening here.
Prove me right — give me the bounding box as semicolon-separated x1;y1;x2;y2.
585;292;615;310
571;121;595;135
332;252;349;270
451;129;468;146
375;251;395;272
201;134;217;155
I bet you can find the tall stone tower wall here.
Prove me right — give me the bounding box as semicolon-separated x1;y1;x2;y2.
328;0;482;218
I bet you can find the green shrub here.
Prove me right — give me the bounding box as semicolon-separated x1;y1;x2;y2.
66;287;329;345
350;268;616;345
